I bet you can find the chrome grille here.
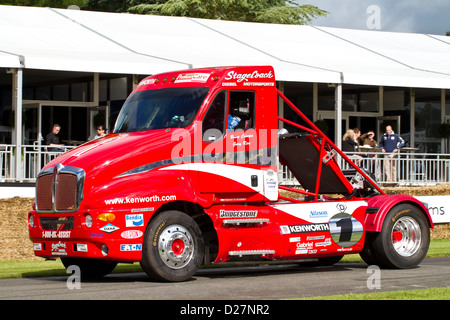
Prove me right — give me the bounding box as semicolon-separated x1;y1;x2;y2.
35;164;85;213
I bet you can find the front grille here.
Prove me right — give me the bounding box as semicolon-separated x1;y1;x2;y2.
36;174;53;211
40;217;74;230
35;164;85;213
55;173;78;211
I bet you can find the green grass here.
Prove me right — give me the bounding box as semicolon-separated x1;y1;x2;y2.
1;239;449;280
296;287;450;300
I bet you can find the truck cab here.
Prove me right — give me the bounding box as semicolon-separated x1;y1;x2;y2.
29;66;433;281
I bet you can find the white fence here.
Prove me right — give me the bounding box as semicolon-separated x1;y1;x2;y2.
1;145;450;186
0;144;76;182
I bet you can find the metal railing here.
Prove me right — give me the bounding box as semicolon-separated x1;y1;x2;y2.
0;144;77;182
278;150;450;187
1;144;450;186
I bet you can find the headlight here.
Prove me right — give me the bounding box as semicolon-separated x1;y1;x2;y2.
29;214;34;227
85;214;93;228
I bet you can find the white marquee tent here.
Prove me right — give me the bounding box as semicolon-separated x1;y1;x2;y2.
1;5;450;88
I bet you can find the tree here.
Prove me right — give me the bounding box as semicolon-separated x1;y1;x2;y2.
82;0;149;13
127;0;328;25
0;0;89;9
1;0;327;25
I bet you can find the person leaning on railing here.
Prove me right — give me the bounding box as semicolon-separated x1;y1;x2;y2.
379;125;404;182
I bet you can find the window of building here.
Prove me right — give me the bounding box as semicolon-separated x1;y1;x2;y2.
415;88;442;153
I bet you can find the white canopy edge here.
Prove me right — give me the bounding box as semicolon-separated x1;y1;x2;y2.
0;5;449;88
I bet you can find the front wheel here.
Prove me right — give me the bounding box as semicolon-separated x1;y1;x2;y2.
362;204;430;269
140;210;204;282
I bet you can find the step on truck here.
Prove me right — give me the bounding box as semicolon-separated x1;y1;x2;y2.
29;66;433;282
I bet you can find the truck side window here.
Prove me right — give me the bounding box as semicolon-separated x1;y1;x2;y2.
228;91;255;130
202;91;226;142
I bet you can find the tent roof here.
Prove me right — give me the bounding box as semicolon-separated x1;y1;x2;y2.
1;5;450;88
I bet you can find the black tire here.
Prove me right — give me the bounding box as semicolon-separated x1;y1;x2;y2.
61;258;118;280
364;204;430;269
140;210;204;282
359;231;379;266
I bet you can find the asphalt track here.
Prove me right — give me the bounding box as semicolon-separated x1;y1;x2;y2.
0;257;449;302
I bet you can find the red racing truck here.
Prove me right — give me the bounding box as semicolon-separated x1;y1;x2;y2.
29;66;433;281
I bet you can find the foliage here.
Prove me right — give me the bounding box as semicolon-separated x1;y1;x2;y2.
0;0;89;8
127;0;328;25
1;0;327;25
82;0;149;13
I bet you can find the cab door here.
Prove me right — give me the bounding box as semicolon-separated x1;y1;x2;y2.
197;90;266;202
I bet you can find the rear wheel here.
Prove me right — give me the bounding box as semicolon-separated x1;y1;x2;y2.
140;210;204;282
361;204;430;268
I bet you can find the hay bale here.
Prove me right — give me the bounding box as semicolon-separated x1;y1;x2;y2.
0;197;40;260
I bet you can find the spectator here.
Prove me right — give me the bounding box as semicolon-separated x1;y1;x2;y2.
379;125;404;182
360;130;378;148
45;124;64;152
94;125;106;139
342;129;362;165
342;129;359;152
353;127;362;145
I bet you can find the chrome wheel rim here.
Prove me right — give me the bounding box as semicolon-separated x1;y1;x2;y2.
158;224;194;269
391;216;422;257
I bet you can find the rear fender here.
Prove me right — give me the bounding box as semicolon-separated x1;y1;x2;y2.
364;194;433;232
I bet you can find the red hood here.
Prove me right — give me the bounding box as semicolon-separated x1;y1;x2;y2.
43;128;188;197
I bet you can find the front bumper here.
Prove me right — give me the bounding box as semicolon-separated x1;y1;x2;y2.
28;209;144;262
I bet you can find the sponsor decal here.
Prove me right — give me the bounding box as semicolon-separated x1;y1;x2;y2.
289;237;301;242
138;79;157;86
131;207;154;213
125;214;144;227
307;235;325;240
76;244;88;252
120;244;142;251
280;223;330;234
121;230;143;239
220;210;258;218
174;73;210;83
99;223;119;234
224;70;274;83
295;241;313;254
105;194;176;205
51;241;67;256
90;232;104;238
33;243;42;251
315;238;332;247
42;230;71;239
310;210;328;219
329;203;364;247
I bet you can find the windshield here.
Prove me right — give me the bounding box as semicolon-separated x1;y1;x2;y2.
113;87;210;133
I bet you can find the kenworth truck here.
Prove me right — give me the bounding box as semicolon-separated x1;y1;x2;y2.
29;66;433;282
